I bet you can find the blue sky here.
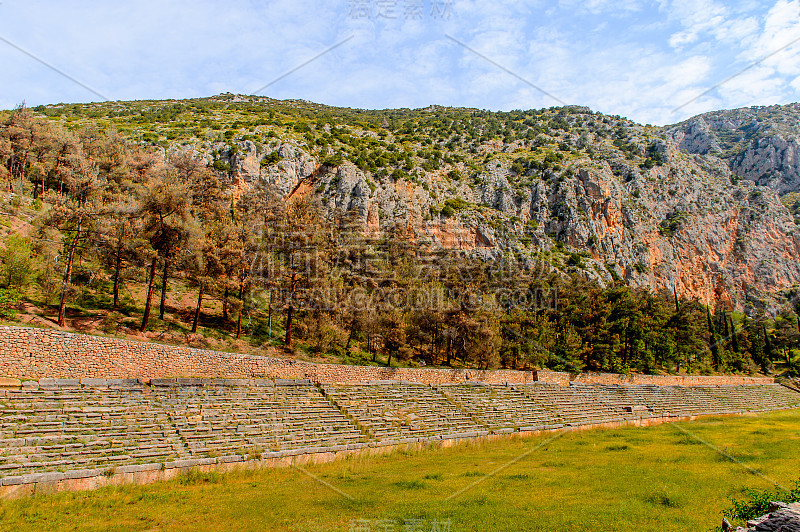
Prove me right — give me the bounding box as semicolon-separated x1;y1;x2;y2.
1;0;800;125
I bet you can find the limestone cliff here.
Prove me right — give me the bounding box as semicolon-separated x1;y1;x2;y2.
664;103;800;195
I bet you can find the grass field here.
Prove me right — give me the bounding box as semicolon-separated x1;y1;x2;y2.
1;411;799;532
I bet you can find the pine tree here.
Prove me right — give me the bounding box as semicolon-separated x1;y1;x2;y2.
274;196;329;347
673;285;680;313
764;326;775;364
39;142;101;327
138;166;193;332
3;103;35;194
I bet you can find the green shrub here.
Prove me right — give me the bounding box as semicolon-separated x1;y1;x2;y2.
725;479;800;522
444;198;470;211
293;122;311;133
0;288;21;319
323;154;343;167
260;151;282;167
567;252;584;268
659;211;688;237
141;132;159;143
212;160;231;172
0;235;33;290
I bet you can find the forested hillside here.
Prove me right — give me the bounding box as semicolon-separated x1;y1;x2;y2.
1;97;799;376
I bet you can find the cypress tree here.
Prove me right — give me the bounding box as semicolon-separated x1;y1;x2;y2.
707;307;722;370
673;285;680;313
749;321;767;373
721;310;729;337
730;315;739;353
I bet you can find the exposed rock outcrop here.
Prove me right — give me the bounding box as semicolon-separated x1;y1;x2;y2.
665;103;800;195
200;135;800;314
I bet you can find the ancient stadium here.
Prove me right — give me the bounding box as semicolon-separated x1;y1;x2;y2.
0;325;799;531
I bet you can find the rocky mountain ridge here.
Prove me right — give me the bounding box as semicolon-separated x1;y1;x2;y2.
664;103;800;195
208;122;799;315
26;96;800;314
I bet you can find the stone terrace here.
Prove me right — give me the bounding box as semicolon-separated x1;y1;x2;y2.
321;382;488;442
152;379;365;456
1;378;798;492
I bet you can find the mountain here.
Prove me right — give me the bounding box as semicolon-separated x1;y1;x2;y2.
25;95;800;314
663;103;800;195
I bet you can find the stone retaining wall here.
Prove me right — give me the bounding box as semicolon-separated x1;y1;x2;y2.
533;370;572;385
0;326;532;384
571;371;773;386
534;370;772;386
0;326;774;386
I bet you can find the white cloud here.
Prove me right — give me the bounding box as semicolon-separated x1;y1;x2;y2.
743;0;800;76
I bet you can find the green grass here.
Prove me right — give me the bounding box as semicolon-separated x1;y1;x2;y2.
1;410;799;531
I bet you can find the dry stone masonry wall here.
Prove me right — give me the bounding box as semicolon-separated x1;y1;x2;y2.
0;327;774;386
0;327;532;384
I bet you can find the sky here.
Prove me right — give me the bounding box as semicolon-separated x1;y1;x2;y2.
1;0;800;125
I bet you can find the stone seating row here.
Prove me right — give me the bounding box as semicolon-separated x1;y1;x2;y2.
0;387;186;476
0;383;365;476
436;385;563;429
151;384;364;455
0;380;798;480
321;383;485;440
436;383;800;430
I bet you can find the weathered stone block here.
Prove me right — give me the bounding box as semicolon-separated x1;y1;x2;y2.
116;464;162;474
217;455;244;463
164;459;201;469
150;379;177;387
64;469;104;479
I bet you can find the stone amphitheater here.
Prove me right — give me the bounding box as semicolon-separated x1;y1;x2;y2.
1;326;799;498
